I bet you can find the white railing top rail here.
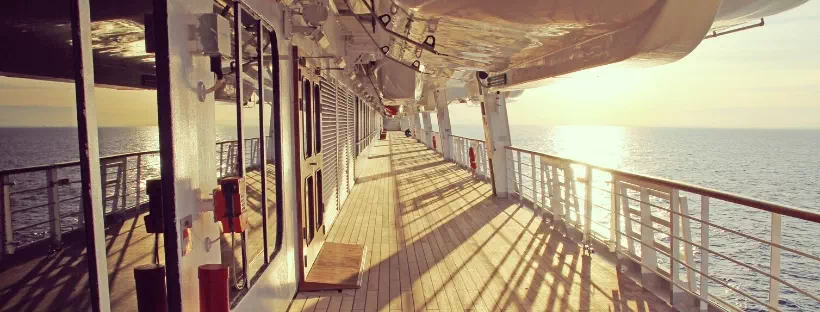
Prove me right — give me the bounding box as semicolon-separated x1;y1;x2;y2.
504;145;820;224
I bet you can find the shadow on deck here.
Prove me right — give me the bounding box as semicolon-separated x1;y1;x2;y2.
290;133;674;312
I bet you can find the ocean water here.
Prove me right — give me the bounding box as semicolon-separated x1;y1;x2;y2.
1;125;818;311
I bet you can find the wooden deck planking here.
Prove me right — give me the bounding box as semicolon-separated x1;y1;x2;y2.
291;133;675;312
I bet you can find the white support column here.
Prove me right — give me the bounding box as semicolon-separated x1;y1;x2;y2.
422;112;433;148
69;0;110;310
435;90;453;160
152;0;222;309
411;112;422;140
481;91;512;197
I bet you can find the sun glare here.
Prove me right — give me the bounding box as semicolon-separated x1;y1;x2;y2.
552;125;626;169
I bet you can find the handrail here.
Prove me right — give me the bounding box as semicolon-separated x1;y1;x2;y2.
1;137;270;176
502;144;819;311
450;134;483;141
0;150;160;175
505;145;820;223
356;129;378;145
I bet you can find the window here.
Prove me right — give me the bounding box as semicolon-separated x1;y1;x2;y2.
217;5;284;306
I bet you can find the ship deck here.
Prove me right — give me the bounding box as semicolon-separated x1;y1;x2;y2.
0;132;674;312
288;133;673;312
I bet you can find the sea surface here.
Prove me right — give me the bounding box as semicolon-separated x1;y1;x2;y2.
1;125;818;311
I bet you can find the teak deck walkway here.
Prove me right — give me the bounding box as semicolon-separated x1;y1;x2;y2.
289;133;674;312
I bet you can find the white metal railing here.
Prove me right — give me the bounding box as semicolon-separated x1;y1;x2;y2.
504;146;820;312
0;137;269;257
356;129;378;155
450;135;490;180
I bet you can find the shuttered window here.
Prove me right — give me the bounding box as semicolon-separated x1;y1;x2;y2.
320;76;338;211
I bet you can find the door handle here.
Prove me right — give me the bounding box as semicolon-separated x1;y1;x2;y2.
309;162;317;166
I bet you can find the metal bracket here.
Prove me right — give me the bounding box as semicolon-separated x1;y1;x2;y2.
705;18;765;39
359;0;442;56
423;35;436;49
378;14;391;27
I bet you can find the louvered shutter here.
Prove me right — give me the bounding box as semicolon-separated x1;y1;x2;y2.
337;86;350;203
320;76;338;211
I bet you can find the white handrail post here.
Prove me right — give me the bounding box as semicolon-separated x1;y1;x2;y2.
680;196;697;292
769;213;782;311
47;168;62;246
639;186;657;278
700;195;710;312
583;166;592;247
530;154;537;205
551;165;562;226
516;150;523;204
621;186;635;256
100;161;108;212
135;154;142;208
670;189;682;300
1;175;14;258
564;164;575;226
120;159;127;210
609;176;619;252
540;159;547;219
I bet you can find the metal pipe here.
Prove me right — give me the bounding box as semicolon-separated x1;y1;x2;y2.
256;19;270;262
504;146;820;224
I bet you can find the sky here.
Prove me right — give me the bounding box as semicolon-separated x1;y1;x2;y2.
0;2;819;129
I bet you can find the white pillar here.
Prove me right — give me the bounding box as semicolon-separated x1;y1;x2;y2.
411;112;422;140
153;0;222;309
481;91;512;197
435;90;453;160
422;112;433;148
70;0;110;310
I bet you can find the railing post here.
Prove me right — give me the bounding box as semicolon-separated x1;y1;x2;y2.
218;143;224;178
135;154;142;208
1;175;13;258
679;196;697;292
539;159;547;218
609;176;619;252
516;151;523;204
621;186;635;256
700;196;710;312
100;161;108;212
563;164;576;226
530;154;537;205
506;149;514;193
46;169;63;246
583;166;592;246
550;165;562;224
769;213;782;311
670;189;683;299
120;159;127;210
639;186;656;275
